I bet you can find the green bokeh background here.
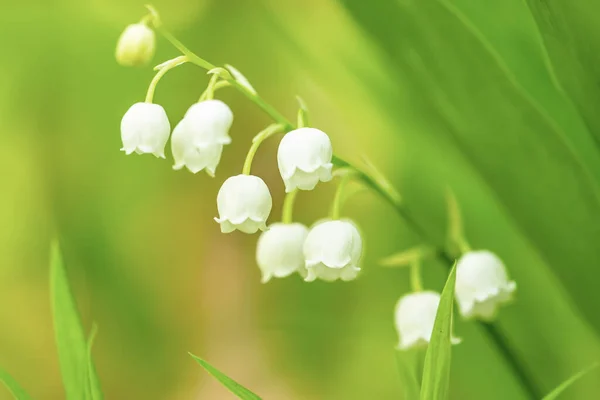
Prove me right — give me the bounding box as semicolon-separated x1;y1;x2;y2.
2;0;600;399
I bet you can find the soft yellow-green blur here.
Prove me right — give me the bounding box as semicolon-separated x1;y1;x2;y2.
1;0;600;399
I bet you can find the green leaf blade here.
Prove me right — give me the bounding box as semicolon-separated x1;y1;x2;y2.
524;0;600;147
50;241;102;400
340;0;600;338
0;369;32;400
84;325;103;400
542;363;599;400
420;264;457;400
189;353;262;400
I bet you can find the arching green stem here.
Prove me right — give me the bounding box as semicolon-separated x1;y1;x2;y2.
213;80;231;92
145;55;188;103
242;124;284;175
409;259;423;292
331;173;353;220
151;20;293;130
457;238;472;254
199;73;220;101
297;96;309;128
281;190;299;224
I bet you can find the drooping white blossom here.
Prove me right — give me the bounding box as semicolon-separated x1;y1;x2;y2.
215;174;272;234
171;121;222;176
256;223;309;283
455;250;517;320
120;102;170;158
171;100;234;175
115;23;156;67
394;291;461;350
277;128;333;192
183;100;233;145
303;220;362;282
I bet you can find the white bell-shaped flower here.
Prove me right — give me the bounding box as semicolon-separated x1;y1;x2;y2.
183;100;233;145
171;119;223;176
455;250;517;320
115;23;156;67
394;291;461;350
277;128;333;192
120;102;170;158
171;100;233;175
256;223;309;283
215;174;272;234
303;220;362;282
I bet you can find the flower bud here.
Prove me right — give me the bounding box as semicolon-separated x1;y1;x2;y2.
120;102;170;158
394;291;461;350
303;220;362;282
115;23;156;67
256;223;309;283
277;128;333;192
215;174;272;234
455;250;516;320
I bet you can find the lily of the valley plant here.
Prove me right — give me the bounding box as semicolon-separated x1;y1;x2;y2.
116;4;525;397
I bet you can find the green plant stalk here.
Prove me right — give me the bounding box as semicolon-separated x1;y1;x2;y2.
152;16;540;399
331;173;352;220
242;124;284;175
200;72;220;101
297;96;310;128
409;259;423;292
281;189;298;224
152;24;290;132
145;55;188;103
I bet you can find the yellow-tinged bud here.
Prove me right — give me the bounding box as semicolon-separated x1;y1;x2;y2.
115;23;155;67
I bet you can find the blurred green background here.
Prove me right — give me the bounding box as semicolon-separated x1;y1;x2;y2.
2;0;600;398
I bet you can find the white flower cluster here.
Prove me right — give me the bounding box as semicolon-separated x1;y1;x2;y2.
119;92;361;283
120;99;233;175
116;13;519;355
393;250;516;350
257;219;363;283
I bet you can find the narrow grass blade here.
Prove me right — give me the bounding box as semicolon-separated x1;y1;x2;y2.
420;264;457;400
542;363;599;400
50;241;101;400
0;369;32;400
84;325;103;400
189;353;262;400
